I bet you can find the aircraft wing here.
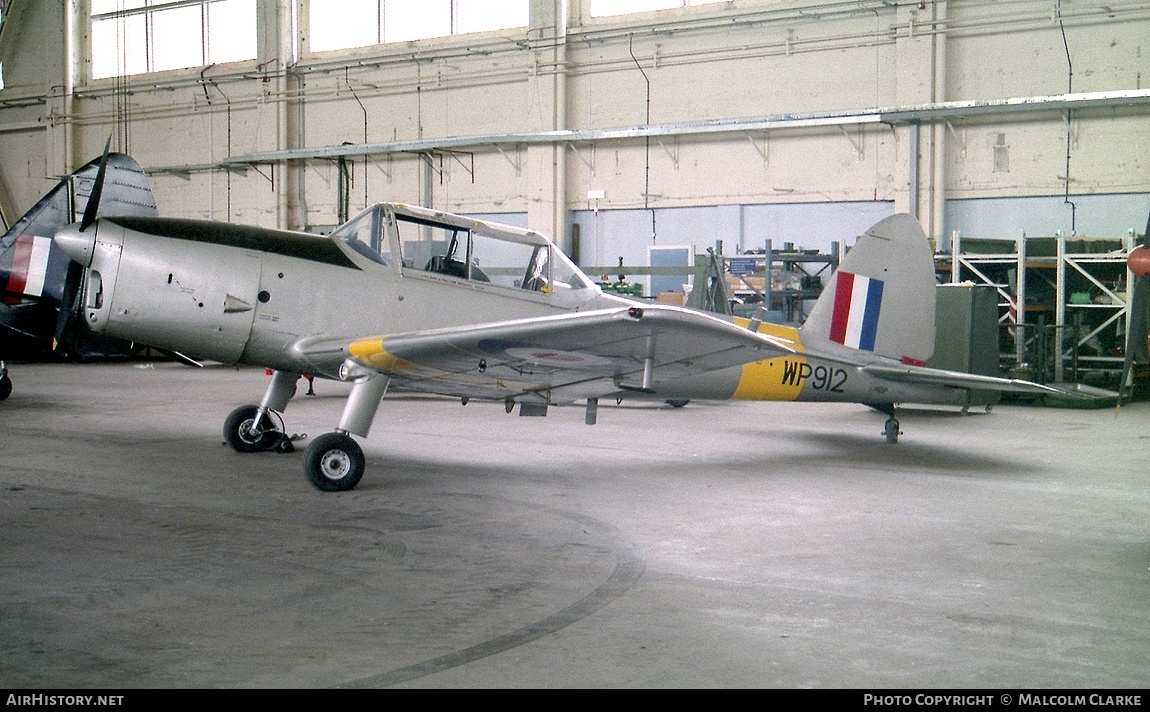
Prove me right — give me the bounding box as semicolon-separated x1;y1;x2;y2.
862;362;1084;397
294;305;798;404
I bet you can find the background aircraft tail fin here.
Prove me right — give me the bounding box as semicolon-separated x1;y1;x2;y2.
1;153;157;356
800;213;936;364
1119;209;1150;404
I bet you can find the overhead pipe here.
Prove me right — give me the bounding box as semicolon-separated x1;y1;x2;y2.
931;0;947;243
201;88;1150;171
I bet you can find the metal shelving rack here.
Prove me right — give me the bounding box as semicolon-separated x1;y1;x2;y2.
583;240;840;322
723;240;840;323
938;232;1134;385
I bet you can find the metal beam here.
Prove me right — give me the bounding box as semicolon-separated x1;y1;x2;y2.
141;89;1150;175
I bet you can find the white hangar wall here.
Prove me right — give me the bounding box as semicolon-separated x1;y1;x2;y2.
0;0;1148;260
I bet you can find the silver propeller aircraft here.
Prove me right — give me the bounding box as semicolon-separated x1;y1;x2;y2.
53;156;1069;491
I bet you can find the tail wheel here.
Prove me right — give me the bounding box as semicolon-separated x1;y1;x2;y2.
223;405;283;453
304;432;365;492
883;417;901;444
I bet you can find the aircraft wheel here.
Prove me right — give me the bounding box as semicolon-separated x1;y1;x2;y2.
666;399;690;408
0;375;11;401
883;417;900;444
304;432;364;492
223;405;282;453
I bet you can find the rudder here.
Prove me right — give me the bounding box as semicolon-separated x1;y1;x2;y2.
800;213;935;364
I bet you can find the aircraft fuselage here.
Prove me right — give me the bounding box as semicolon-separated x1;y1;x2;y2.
59;214;626;380
653;324;973;408
53;202;1041;489
58;213;970;411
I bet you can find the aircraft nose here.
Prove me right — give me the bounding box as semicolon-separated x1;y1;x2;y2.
54;224;96;267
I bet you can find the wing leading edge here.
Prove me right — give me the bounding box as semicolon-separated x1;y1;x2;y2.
294;305;799;404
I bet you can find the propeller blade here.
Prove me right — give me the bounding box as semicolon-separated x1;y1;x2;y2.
79;136;112;232
52;261;86;354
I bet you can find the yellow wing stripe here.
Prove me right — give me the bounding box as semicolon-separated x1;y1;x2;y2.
348;337;416;373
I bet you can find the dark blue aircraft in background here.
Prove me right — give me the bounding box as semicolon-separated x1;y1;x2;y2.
0;150;158;399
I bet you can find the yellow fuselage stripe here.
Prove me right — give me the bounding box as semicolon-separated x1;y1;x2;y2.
730;318;808;401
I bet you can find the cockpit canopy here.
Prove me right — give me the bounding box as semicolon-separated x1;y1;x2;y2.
331;203;597;296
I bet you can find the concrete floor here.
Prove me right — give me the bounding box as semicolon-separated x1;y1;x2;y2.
1;360;1147;688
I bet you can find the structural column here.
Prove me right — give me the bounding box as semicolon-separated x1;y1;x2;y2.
893;0;948;242
47;0;84;177
526;0;570;251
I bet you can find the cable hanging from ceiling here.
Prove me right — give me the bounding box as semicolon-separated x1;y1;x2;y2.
628;33;656;245
1057;0;1077;234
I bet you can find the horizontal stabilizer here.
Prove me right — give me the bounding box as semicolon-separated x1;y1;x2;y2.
863;362;1092;398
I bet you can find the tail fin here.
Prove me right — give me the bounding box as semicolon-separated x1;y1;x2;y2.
800;213;935;364
1;153;157;356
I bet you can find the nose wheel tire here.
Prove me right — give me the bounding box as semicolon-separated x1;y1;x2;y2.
224;405;284;453
304;432;365;492
0;374;11;401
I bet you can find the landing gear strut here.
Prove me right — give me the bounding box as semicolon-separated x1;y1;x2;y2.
224;370;387;492
301;373;389;492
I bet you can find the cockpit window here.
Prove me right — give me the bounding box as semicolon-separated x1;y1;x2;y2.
397;214;592;292
469;231;535;288
396;217;483;280
542;243;596;292
330;206;391;266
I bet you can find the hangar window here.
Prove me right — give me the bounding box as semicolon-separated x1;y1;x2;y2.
590;0;725;17
91;0;257;80
308;0;528;53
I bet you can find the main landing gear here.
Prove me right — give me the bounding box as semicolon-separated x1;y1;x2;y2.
223;369;388;492
303;432;364;492
223;405;296;453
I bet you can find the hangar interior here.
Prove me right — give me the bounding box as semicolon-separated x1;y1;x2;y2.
3;0;1150;386
1;0;1149;690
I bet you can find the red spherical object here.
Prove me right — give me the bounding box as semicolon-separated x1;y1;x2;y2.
1129;245;1150;278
